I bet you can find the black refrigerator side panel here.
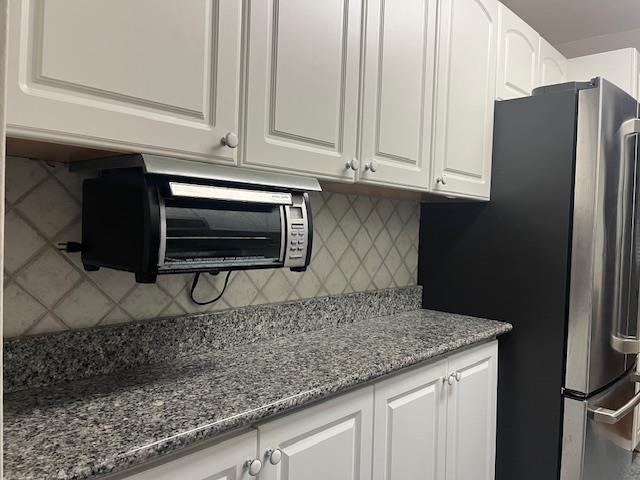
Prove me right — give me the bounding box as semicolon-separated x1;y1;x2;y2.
419;92;579;480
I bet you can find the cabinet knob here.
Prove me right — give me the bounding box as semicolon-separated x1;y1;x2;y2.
266;448;282;465
364;160;378;173
221;132;239;148
445;373;455;386
436;175;447;186
455;371;462;382
245;458;262;476
346;158;360;171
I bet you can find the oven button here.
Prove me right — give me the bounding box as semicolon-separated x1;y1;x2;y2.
290;254;302;259
291;231;298;236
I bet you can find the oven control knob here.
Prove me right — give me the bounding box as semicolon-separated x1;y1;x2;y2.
221;132;239;149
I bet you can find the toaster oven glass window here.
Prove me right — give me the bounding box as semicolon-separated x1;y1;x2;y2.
162;198;282;268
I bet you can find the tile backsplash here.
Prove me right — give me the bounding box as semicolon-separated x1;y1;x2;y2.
3;156;420;337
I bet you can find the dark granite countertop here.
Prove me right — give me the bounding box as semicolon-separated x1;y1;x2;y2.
4;309;511;480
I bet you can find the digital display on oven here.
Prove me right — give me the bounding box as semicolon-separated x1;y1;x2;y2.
289;206;303;220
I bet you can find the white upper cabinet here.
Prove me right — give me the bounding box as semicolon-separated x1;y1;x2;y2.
537;38;568;87
120;431;257;480
241;0;362;182
432;0;498;200
358;0;437;191
568;48;639;100
445;342;498;480
6;0;242;164
373;360;447;480
258;387;373;480
496;4;540;100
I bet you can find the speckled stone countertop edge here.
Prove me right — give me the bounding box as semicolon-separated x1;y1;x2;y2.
95;320;513;478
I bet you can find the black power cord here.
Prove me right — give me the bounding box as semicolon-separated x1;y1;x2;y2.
189;271;232;305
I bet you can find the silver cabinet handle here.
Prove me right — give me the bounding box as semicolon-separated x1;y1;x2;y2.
245;458;262;476
364;160;378;173
265;448;282;465
444;373;455;386
345;158;360;171
455;371;462;382
436;175;447;185
221;132;239;148
590;390;640;424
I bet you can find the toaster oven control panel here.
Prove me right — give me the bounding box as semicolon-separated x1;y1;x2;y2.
284;195;310;268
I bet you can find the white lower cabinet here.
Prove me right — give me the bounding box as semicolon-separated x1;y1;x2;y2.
258;387;374;480
372;341;498;480
118;342;498;480
117;431;258;480
445;342;498;480
372;360;448;480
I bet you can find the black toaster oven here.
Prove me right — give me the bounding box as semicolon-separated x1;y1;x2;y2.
76;154;319;283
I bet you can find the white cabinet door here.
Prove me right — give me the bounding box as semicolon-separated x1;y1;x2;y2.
496;3;539;100
568;48;638;99
258;387;373;480
432;0;498;199
6;0;241;164
241;0;361;182
358;0;437;191
372;360;447;480
537;38;568;88
120;431;257;480
445;342;498;480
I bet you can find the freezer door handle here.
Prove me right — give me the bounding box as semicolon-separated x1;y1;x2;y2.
590;373;640;424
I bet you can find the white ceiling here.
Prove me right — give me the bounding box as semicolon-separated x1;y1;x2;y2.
501;0;640;56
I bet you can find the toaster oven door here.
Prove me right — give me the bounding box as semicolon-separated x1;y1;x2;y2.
158;194;285;271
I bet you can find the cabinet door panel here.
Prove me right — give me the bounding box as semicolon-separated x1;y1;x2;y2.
120;431;257;480
432;0;498;199
7;0;241;164
242;0;361;182
373;360;447;480
538;38;567;87
258;387;373;480
496;4;539;100
359;0;437;190
446;342;498;480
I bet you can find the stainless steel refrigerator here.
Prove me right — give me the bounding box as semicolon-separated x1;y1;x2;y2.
420;78;640;480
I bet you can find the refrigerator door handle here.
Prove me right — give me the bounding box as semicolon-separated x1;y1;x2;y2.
590;389;640;424
611;117;640;354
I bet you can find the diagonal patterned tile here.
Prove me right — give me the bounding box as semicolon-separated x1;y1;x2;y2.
326;227;349;260
261;269;291;303
3;282;47;337
326;192;351;222
5;157;48;204
53;281;113;329
120;284;172;320
352;227;373;261
324;267;348;295
15;248;80;307
3;210;46;274
16;177;80;239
